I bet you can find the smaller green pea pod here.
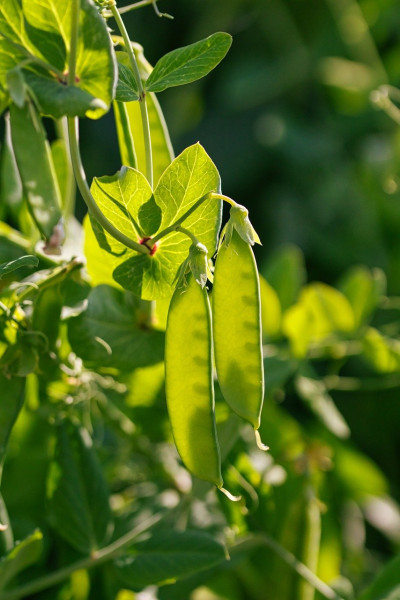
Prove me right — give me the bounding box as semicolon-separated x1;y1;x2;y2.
9;101;62;245
165;273;222;487
212;229;265;434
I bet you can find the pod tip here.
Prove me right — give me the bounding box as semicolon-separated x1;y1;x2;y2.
255;429;269;451
219;487;242;502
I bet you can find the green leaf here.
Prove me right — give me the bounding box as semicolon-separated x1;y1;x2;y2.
67;285;165;371
116;62;139;102
0;373;25;466
47;421;113;554
0;255;38;279
283;283;355;358
0;530;43;591
362;327;400;373
91;166;153;242
21;0;117;119
145;33;232;93
359;554;400;600
113;530;227;588
9;101;62;241
23;70;108;119
113;144;221;300
339;266;386;329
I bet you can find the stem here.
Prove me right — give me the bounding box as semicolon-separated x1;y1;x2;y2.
149;192;212;246
109;2;154;187
67;118;148;254
232;535;344;600
209;192;239;207
113;100;137;168
0;513;163;600
118;0;169;15
56;118;76;220
176;226;201;245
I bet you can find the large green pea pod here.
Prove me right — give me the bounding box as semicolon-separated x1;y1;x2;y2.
165;274;223;488
212;229;265;444
9;101;62;245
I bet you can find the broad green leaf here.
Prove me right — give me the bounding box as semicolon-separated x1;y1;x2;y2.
10;101;62;241
113;144;221;300
67;285;164;371
0;530;43;591
91;166;154;241
0;373;25;466
145;33;232;93
83;214;123;288
339;266;386;329
359;554;400;600
47;421;113;554
116;62;139;102
362;327;400;373
0;255;38;279
283;283;355;358
260;275;281;339
114;49;174;184
295;366;350;438
23;70;107;119
264;245;306;311
21;0;117;119
113;530;227;588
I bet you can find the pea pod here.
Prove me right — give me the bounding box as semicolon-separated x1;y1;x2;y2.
165;273;222;487
212;229;266;443
9;101;62;244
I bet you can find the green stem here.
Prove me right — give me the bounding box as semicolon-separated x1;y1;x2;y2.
176;226;201;245
56;118;76;220
0;513;163;600
113;100;137;168
67;118;148;254
232;535;344;600
149;192;212;246
118;0;169;15
209;192;239;207
110;2;154;187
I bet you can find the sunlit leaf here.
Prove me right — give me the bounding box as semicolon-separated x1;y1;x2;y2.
145;33;232;93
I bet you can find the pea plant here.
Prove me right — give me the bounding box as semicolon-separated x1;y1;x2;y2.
0;0;270;595
1;1;400;599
